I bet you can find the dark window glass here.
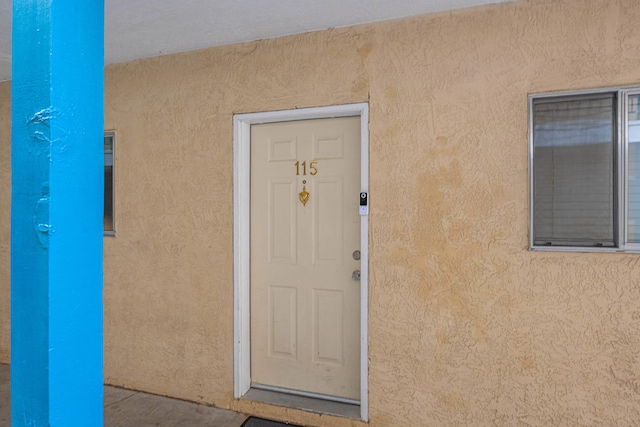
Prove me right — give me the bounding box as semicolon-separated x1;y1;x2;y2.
532;93;616;246
104;133;114;234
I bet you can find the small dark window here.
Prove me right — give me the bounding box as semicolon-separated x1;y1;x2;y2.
104;132;115;235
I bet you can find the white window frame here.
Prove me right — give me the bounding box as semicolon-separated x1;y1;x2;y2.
529;86;640;252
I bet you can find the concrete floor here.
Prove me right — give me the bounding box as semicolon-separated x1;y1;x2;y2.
0;364;249;426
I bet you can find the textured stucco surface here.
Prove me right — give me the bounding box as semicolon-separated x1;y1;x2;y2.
3;0;640;425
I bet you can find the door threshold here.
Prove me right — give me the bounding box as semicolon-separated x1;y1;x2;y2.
242;388;361;419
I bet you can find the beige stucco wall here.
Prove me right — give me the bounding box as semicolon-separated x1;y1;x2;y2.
2;0;640;424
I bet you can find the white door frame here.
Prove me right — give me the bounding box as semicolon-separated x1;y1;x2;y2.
233;103;369;421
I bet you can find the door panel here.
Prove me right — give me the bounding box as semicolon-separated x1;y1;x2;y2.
314;178;343;263
313;289;344;365
268;180;296;263
268;286;297;359
250;116;361;400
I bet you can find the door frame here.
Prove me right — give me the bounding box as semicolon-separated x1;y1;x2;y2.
233;103;369;421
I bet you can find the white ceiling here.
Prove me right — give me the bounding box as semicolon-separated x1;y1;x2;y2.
0;0;514;82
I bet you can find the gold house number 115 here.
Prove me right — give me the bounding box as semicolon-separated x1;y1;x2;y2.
295;160;318;176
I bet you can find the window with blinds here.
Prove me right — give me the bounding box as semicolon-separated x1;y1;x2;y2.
532;94;616;246
530;87;640;251
104;131;115;235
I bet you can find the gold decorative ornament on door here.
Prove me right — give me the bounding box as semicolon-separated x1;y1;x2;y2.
298;184;310;207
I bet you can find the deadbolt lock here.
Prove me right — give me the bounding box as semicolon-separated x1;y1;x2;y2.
352;250;361;260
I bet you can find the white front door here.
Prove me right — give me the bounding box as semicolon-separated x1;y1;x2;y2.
250;116;361;401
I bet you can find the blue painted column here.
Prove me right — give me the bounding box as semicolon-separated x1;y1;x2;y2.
11;1;104;425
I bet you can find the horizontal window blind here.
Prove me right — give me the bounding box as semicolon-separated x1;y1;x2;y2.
532;93;616;246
